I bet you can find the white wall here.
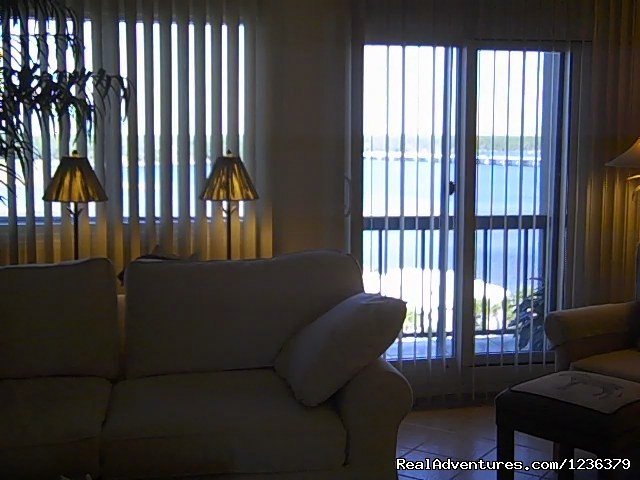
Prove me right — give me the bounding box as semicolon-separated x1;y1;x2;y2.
256;0;351;255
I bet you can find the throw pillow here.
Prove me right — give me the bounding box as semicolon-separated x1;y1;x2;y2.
275;292;406;406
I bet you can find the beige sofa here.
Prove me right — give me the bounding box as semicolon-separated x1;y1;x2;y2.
0;251;412;480
545;301;640;378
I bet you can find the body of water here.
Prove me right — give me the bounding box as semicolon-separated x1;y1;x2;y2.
3;156;547;297
362;158;546;294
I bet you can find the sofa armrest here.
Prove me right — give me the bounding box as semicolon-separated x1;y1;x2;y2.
334;358;412;477
275;293;405;407
545;301;640;370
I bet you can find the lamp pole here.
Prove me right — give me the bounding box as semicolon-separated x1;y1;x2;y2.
67;202;82;260
224;204;233;261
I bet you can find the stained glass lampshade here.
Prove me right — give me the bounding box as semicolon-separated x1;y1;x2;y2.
200;152;259;259
200;153;259;202
43;151;107;260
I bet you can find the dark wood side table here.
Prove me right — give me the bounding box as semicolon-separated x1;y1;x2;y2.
495;371;640;480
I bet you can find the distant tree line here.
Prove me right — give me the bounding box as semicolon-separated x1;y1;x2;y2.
364;135;542;154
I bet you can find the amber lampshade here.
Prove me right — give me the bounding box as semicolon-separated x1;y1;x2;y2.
200;152;258;260
606;137;640;168
43;153;108;203
199;153;259;202
43;152;107;260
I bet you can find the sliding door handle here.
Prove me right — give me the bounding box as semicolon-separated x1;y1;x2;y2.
344;175;352;217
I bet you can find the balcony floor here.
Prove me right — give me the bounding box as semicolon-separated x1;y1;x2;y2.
385;334;536;361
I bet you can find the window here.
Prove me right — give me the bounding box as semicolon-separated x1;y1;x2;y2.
0;17;245;221
1;3;257;264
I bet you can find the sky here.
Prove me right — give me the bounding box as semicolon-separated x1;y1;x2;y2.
363;45;552;140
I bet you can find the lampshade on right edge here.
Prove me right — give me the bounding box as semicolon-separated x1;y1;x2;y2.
200;154;259;202
606;137;640;168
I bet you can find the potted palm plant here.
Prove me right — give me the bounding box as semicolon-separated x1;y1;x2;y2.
1;0;129;194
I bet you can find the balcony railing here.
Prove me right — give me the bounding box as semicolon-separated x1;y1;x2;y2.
362;214;546;357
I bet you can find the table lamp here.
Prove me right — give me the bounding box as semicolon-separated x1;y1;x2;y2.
43;150;108;260
607;137;640;297
200;151;259;260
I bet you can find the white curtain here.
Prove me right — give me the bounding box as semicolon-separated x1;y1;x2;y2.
0;0;271;271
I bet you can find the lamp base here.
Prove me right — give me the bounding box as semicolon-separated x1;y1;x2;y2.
223;202;239;261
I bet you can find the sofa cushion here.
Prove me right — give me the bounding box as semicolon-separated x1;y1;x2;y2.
0;258;119;379
275;293;406;406
101;369;346;478
571;349;640;383
0;377;112;479
124;250;363;377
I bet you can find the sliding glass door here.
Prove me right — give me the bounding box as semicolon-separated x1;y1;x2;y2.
474;49;564;363
361;44;568;370
362;45;458;362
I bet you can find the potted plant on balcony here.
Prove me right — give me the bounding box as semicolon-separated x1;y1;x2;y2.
508;279;545;351
0;0;129;196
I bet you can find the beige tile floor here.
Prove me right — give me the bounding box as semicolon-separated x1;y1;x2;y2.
395;404;628;480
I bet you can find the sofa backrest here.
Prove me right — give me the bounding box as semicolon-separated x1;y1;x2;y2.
0;258;119;379
124;250;364;378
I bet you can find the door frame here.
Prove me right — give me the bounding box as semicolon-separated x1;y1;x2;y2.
348;39;577;396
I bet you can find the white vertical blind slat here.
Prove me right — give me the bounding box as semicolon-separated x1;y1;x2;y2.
56;20;72;261
226;4;240;259
72;0;91;260
242;0;257;259
125;0;141;261
514;48;527;368
5;150;18;264
438;47;451;363
159;0;173;251
398;45;406;364
193;0;207;255
90;8;107;258
426;46;436;367
37;19;54;262
209;1;224;259
1;13;17;264
177;1;190;257
143;5;157;253
226;8;240;154
21;20;36;263
102;0;124;269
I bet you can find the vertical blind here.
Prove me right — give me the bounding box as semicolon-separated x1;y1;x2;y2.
0;0;262;271
567;0;640;306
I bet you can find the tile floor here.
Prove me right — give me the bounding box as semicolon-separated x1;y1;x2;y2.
395;404;627;480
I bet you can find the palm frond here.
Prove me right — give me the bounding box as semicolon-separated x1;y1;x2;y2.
0;0;129;193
